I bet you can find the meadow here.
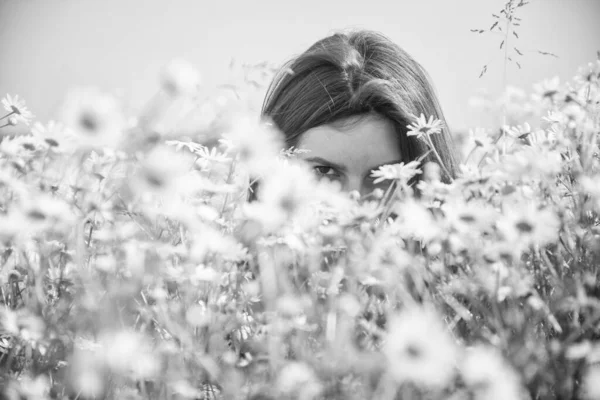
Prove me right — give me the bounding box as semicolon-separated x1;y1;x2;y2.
1;4;600;400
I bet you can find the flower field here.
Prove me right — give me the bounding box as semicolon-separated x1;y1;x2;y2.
1;49;600;399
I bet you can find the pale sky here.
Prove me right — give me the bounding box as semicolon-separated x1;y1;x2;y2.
1;0;599;132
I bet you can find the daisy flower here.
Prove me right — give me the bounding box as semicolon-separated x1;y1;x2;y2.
575;60;600;85
582;365;600;400
0;134;45;159
161;59;201;97
244;160;316;231
442;198;497;236
4;375;50;400
60;88;125;150
504;122;532;139
129;145;195;198
532;76;561;103
579;175;600;211
383;306;458;389
496;202;560;249
406;113;444;140
224;114;283;176
391;199;443;244
194;144;232;171
468;127;495;151
276;362;322;399
99;330;159;379
370;160;422;185
1;94;35;126
461;346;523;400
31;120;74;153
406;113;454;181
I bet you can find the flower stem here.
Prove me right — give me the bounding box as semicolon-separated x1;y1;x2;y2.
463;145;478;164
0;122;11;129
0;111;14;121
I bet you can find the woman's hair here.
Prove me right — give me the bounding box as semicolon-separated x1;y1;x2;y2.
261;29;459;182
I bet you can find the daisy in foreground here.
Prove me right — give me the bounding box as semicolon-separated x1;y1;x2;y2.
60;88;125;150
1;94;35;126
383;305;458;389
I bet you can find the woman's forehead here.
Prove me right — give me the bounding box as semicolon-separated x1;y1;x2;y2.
297;114;402;172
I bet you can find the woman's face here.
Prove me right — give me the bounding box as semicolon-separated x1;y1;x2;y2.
297;113;402;197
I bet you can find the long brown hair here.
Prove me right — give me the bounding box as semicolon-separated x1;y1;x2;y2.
261;29;459;182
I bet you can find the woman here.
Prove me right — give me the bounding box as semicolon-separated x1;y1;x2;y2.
261;29;459;197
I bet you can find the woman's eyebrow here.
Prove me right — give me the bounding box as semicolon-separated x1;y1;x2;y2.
304;156;347;172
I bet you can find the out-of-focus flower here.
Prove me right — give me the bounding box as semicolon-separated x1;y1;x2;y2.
17;192;75;235
370;160;422;185
223;114;283;176
245;160;316;231
1;94;35;125
461;346;523;400
171;380;204;399
4;375;49;400
384;306;458;388
31;120;74;153
504;122;532;139
576;60;600;85
406;113;444;140
499;145;563;181
69;348;107;399
0;308;45;343
391;200;442;243
562;103;586;129
442;198;497;236
532;76;561;103
186;302;212;327
580;175;600;211
496;202;560;248
161;59;201;97
61;88;125;149
497;86;533;126
99;330;160;379
130;144;194;197
464;127;495;159
276;362;322;399
0;134;46;160
188;225;243;263
582;364;600;400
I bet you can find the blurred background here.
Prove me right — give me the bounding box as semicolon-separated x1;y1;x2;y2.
0;0;599;133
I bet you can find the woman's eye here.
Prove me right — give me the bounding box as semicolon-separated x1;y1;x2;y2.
314;166;338;177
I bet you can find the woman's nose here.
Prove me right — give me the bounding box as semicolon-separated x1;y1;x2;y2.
345;176;370;198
